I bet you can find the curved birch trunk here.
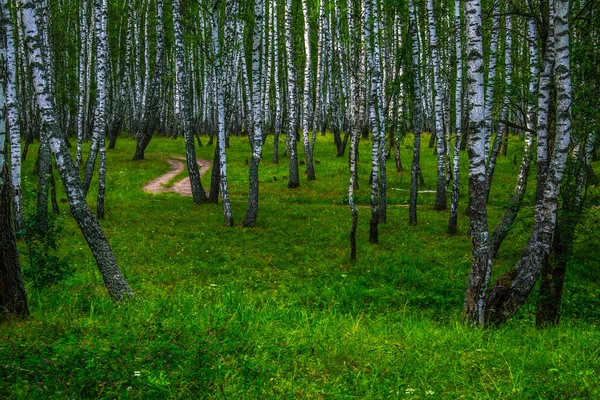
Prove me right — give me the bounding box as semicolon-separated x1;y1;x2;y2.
485;0;571;326
490;17;539;257
22;0;132;302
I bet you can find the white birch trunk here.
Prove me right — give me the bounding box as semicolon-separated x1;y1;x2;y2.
301;0;316;181
447;0;462;234
408;0;422;225
21;0;132;301
213;0;233;226
285;0;300;188
462;0;491;327
243;0;265;228
485;0;572;326
426;0;447;210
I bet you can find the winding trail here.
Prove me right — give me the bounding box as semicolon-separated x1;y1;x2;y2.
143;156;212;196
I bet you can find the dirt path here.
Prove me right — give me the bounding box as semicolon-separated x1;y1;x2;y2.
142;156;212;196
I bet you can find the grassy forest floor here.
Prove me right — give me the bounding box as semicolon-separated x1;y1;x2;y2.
1;133;599;398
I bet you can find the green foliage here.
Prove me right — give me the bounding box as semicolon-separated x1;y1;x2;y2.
18;213;74;290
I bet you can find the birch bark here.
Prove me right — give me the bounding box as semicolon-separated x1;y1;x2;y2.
22;0;132;301
462;0;491;327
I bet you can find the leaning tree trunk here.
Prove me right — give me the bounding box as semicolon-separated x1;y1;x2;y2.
490;17;539;257
22;0;132;302
484;0;571;326
462;0;491;327
173;0;208;204
133;0;164;161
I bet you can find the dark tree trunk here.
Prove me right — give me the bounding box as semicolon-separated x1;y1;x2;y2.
209;141;220;204
0;165;29;318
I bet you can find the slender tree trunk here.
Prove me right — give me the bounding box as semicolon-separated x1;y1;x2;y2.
285;0;300;188
173;0;207;204
408;0;422;226
490;17;539;257
447;0;463;235
213;0;233;226
243;0;265;228
426;0;447;210
4;1;23;230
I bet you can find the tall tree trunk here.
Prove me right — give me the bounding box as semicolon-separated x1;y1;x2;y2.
462;0;491;327
426;0;447;210
213;0;233;226
301;0;316;181
447;0;463;235
173;0;208;204
0;0;28;316
285;0;300;188
22;0;132;301
408;0;422;226
243;0;265;228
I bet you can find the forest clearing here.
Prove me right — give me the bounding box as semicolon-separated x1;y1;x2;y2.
1;0;599;398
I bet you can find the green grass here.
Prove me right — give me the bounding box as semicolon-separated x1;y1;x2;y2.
1;133;599;399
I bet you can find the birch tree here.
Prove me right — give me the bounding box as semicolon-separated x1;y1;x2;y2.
285;0;300;188
0;0;28;317
213;0;233;226
408;0;422;226
462;0;491;327
447;0;462;234
173;0;208;204
485;0;572;326
21;0;132;301
301;0;316;181
426;0;447;211
243;0;265;228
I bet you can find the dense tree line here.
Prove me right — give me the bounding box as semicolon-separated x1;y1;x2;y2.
0;0;598;328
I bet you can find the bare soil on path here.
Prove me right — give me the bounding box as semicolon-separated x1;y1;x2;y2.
142;155;212;196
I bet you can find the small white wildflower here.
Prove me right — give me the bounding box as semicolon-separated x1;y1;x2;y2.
133;371;141;377
127;386;133;391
